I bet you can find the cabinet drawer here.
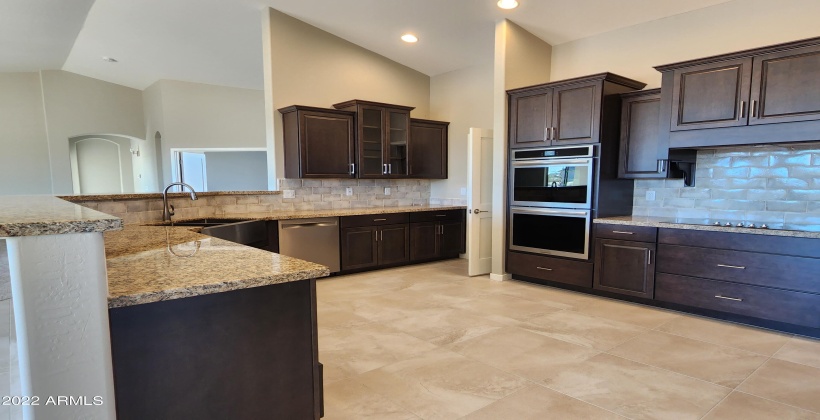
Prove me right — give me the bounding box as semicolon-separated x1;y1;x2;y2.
657;244;820;294
409;209;463;223
655;273;820;329
595;223;657;242
341;212;408;228
659;228;820;258
507;251;592;288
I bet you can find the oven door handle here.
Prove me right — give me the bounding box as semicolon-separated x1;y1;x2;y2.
510;207;589;217
511;159;592;167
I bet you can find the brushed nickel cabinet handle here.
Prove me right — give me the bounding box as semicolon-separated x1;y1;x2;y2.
349;163;355;175
647;249;652;265
717;264;746;269
544;127;549;141
751;100;758;118
657;159;668;173
374;230;378;242
740;100;747;119
612;231;634;235
441;224;444;235
552;127;558;139
373;218;387;221
715;295;743;302
536;266;553;271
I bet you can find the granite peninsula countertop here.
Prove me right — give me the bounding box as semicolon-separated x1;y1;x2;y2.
59;190;280;202
595;216;820;239
104;225;329;308
0;195;122;237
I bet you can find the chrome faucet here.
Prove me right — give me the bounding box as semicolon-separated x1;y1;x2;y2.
162;182;198;221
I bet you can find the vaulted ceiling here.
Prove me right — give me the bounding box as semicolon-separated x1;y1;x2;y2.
1;0;734;90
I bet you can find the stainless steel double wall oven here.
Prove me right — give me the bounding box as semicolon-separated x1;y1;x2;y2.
509;145;596;260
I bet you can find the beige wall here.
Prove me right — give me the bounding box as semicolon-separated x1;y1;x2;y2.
490;20;553;278
143;79;266;186
0;72;52;195
429;59;495;200
263;8;431;183
550;0;820;87
40;70;145;194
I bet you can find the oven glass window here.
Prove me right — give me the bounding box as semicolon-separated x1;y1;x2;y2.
511;213;587;255
513;165;589;204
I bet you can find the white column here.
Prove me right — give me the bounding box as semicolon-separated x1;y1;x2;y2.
6;232;115;420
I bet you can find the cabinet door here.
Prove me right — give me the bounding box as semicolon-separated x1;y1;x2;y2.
618;92;665;178
551;81;600;145
439;221;463;257
670;59;752;131
358;106;386;178
510;89;551;148
593;238;655;299
385;109;410;177
378;224;409;265
749;45;820;125
409;222;438;261
340;226;378;271
299;111;356;178
408;121;448;179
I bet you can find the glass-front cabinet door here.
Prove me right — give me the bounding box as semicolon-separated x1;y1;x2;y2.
359;106;385;177
386;109;409;177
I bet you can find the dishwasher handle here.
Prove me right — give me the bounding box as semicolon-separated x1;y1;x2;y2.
281;222;337;229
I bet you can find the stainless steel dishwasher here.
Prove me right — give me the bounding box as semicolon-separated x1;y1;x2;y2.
278;217;340;273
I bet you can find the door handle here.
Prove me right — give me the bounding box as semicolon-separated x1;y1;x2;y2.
551;127;557;140
647;249;652;265
544;127;549;141
472;209;489;214
441;224;444;235
389;163;392;174
374;230;378;242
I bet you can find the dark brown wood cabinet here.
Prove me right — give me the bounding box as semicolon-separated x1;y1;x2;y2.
278;106;356;178
409;118;449;179
593;224;657;298
340;213;410;271
656;37;820;147
409;210;465;262
334;100;414;178
618;89;665;178
508;73;645;149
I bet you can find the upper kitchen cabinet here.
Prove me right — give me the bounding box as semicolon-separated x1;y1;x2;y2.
279;106;356;178
508;73;646;149
334;100;414;178
408;119;449;179
656;37;820;148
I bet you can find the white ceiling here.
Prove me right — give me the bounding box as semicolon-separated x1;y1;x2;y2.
3;0;735;90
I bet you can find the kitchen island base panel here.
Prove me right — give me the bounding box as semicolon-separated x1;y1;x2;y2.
109;279;322;420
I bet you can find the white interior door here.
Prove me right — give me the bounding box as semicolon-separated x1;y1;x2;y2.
468;128;494;276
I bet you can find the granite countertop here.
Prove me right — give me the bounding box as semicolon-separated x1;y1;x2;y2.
104;225;330;308
594;216;820;239
59;190;280;202
0;195;122;237
150;204;468;224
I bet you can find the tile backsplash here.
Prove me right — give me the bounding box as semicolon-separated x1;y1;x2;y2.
632;143;820;227
73;179;433;224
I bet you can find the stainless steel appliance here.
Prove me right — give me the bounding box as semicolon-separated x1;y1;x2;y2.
509;145;595;208
509;207;591;259
278;217;341;273
508;145;597;260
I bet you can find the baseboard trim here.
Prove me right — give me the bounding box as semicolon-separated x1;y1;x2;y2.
489;273;511;281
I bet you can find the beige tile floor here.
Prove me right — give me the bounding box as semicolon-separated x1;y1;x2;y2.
316;259;820;420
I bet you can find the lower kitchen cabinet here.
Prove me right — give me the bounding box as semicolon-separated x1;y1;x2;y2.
409;220;462;262
340;224;408;271
593;238;656;298
506;251;593;288
593;224;658;299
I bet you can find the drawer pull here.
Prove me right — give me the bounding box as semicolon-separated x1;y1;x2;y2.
373;218;387;222
612;231;634;235
436;214;447;217
536;266;553;271
717;264;746;270
714;295;743;302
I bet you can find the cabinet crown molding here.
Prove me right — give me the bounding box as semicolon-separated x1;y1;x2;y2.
654;36;820;72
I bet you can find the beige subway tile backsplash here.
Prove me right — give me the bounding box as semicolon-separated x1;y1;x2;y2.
633;143;820;229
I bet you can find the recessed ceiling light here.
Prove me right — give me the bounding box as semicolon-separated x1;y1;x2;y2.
401;33;418;43
497;0;519;9
102;56;118;63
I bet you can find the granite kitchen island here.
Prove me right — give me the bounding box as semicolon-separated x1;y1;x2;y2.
104;225;329;419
